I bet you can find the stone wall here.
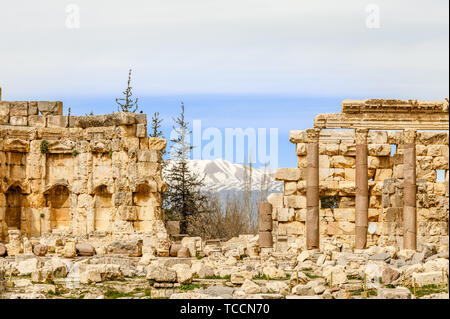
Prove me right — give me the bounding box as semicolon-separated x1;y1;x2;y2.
271;99;449;253
0;99;168;253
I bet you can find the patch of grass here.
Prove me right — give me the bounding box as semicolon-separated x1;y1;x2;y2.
347;275;362;280
409;284;448;298
385;284;395;288
72;150;79;157
104;289;135;299
196;253;204;260
40;140;49;154
350;289;377;297
253;274;291;281
180;284;202;291
304;272;322;279
203;275;231;280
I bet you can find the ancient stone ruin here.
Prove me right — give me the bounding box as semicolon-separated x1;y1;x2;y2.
271;99;449;253
0;95;169;256
0;93;448;300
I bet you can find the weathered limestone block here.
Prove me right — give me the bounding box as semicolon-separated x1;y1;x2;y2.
37;101;63;116
147;265;177;283
330;156;355;168
10;116;28;126
47;115;68;128
62;242;77;258
297;156;307;168
28;115;46;127
368;144;391;156
319;180;339;196
333;208;355;222
136;124;147;138
367;131;388;144
284;195;306;209
412;271;445;287
268;193;284;208
289;130;306;143
432;156;448;170
76;243;95;256
119;206;138;221
374;169;393;181
368;156;390;169
284;182;297;195
277;208;295;222
378;287;412;299
339;143;356;156
296;143;307;155
181;237;202;257
277;221;305;236
275;168;301;181
319;143;340;155
9;101;28;116
149;137;167;151
137;149;160;163
319;155;330;168
417;132;449;145
0;101;10;124
338;181;355;196
33;244;48;257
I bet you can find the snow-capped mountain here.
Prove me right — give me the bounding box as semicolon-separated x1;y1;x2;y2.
164;158;283;196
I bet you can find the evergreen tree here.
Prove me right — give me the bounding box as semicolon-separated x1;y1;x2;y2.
164;102;207;234
115;69;139;112
149;112;163;138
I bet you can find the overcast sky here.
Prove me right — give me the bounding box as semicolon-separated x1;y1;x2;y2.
0;1;448;168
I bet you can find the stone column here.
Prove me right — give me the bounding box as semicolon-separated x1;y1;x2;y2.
259;202;273;248
306;128;320;250
403;129;417;250
355;129;369;249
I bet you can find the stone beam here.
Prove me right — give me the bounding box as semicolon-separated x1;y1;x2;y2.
314;113;449;130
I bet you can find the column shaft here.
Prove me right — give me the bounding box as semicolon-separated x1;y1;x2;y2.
306;129;320;250
355;129;369;249
403;129;417;250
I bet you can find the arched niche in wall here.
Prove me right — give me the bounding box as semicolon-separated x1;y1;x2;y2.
93;185;112;232
45;185;71;231
5;185;28;236
133;183;157;231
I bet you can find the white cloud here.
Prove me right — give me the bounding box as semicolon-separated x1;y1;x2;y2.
0;0;448;99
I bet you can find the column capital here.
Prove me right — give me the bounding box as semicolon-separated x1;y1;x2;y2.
305;128;320;143
403;129;417;144
355;128;369;144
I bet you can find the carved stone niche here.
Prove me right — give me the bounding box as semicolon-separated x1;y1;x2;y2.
47;140;77;154
90;140;112;153
3;139;30;153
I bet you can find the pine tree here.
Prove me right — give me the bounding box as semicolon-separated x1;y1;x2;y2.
149;111;167;168
116;69;139;112
164;102;207;234
149;112;163;138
